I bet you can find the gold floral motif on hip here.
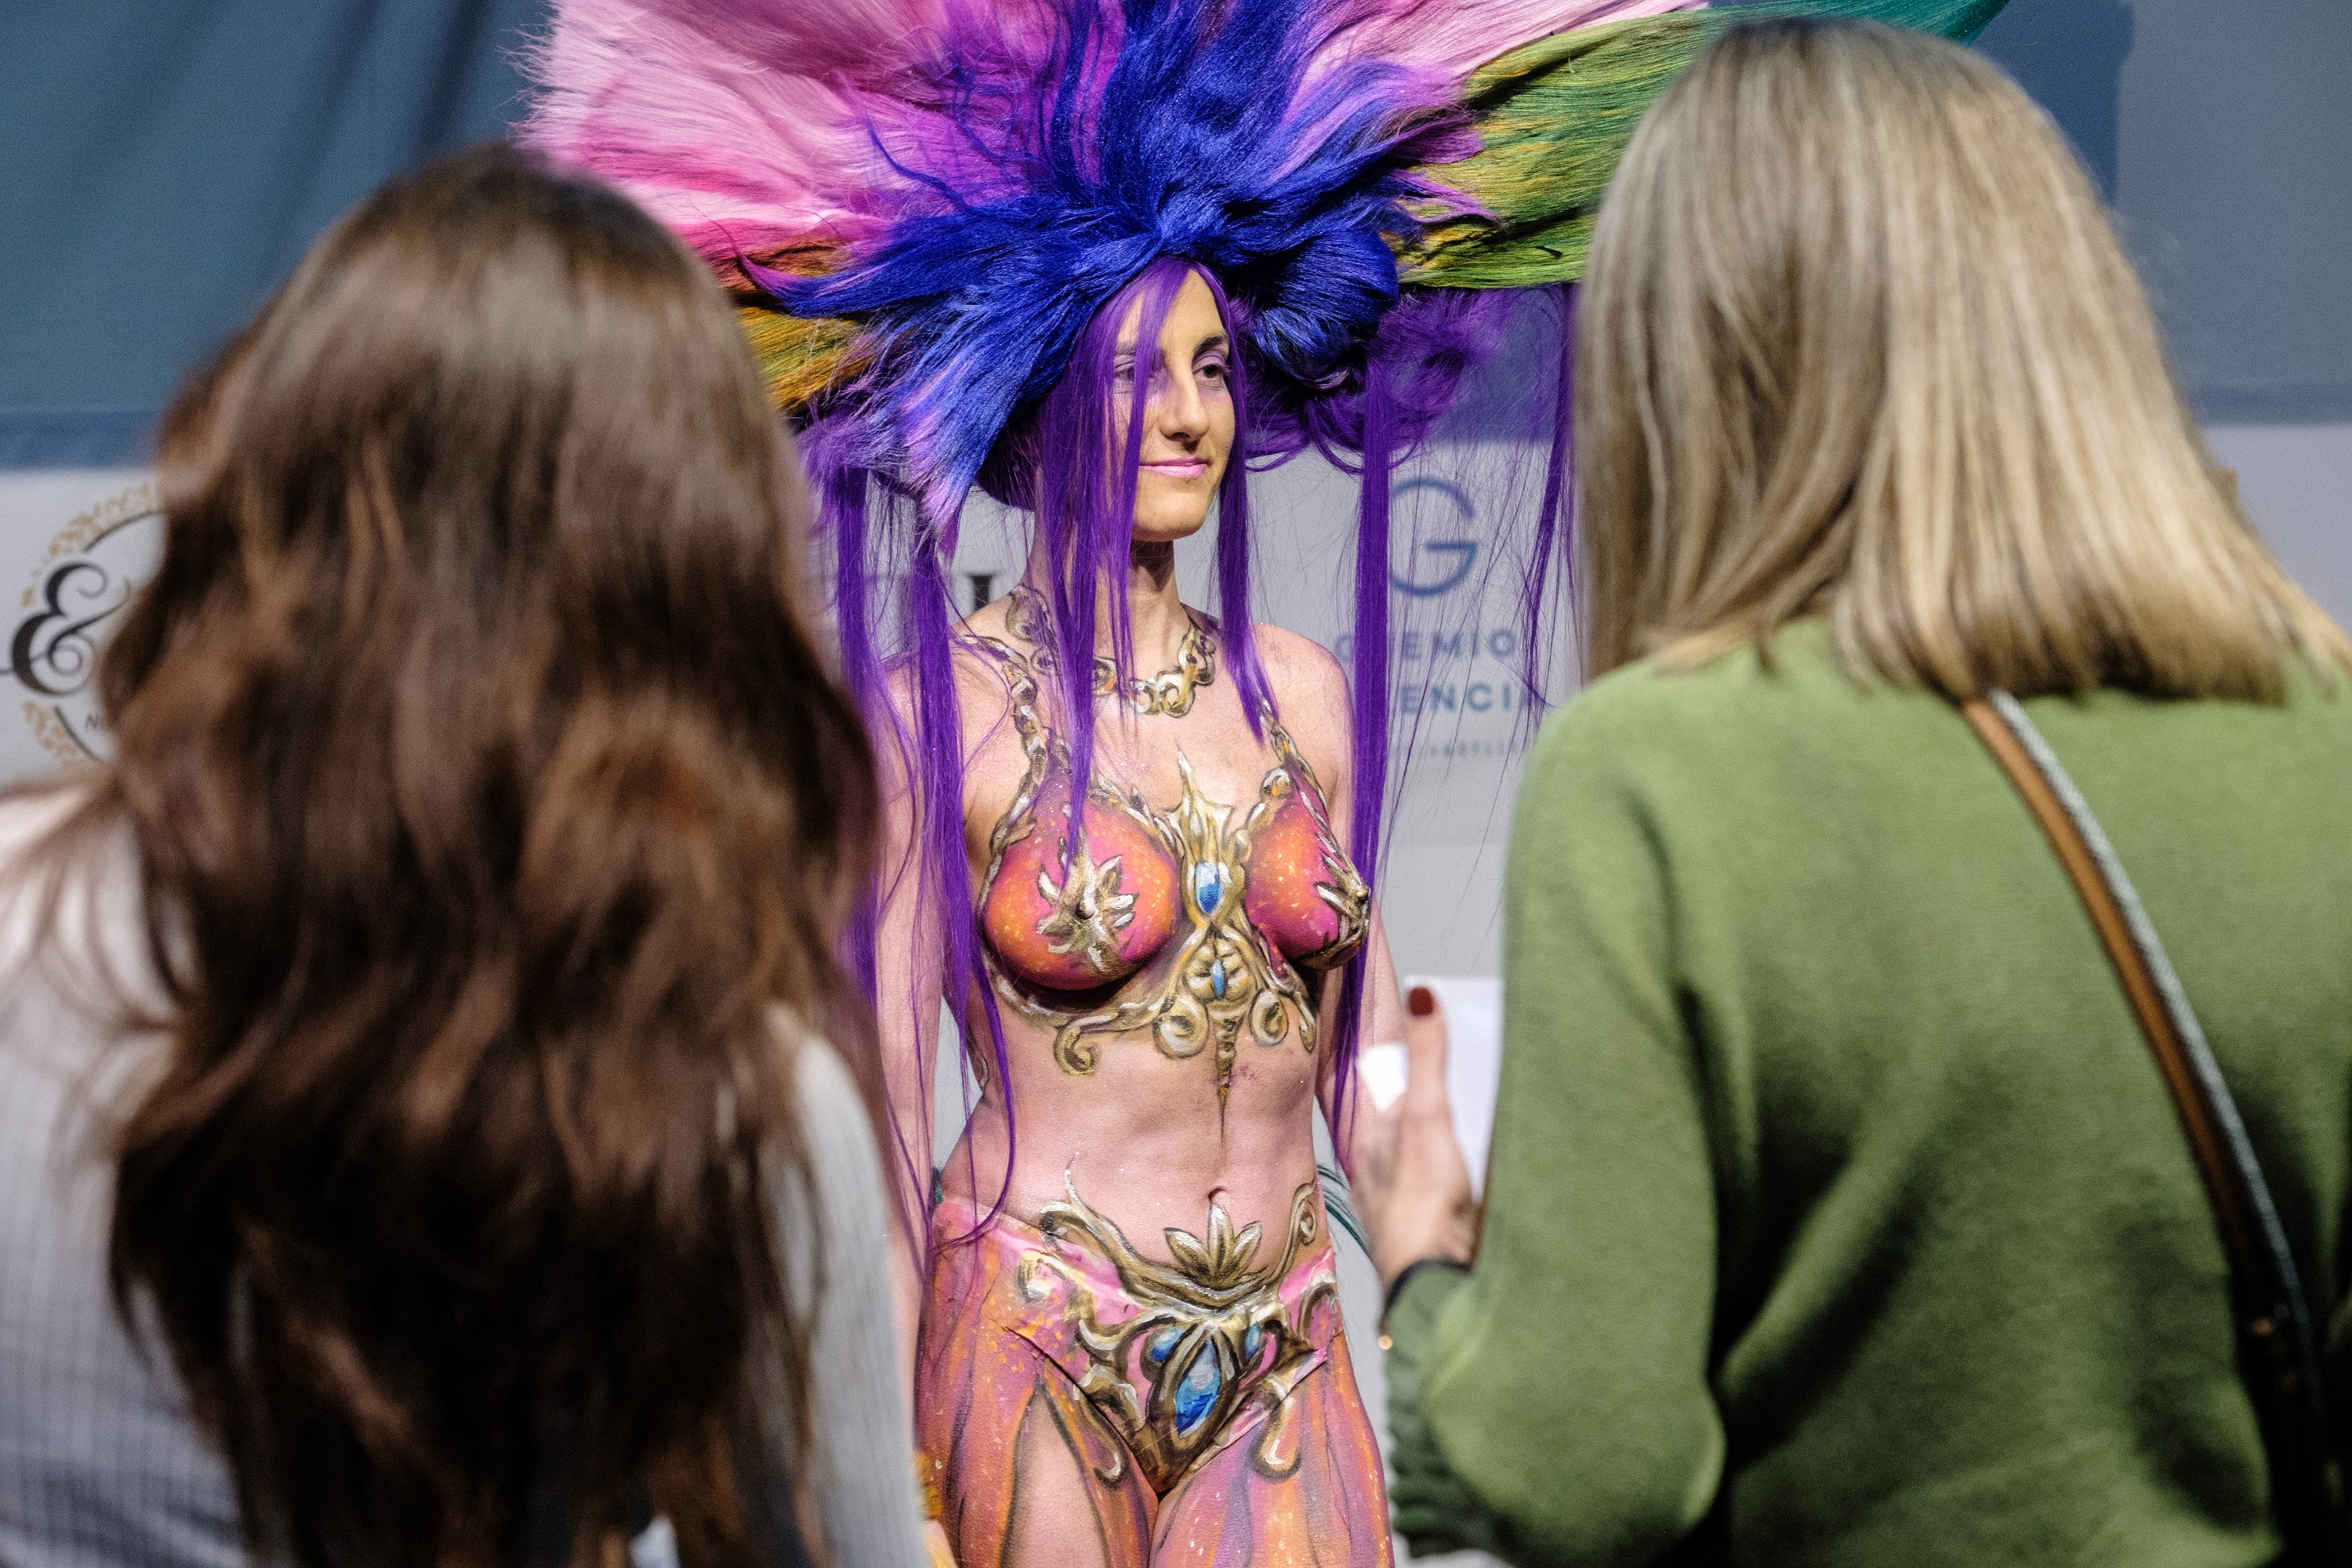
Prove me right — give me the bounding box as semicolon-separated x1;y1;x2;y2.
1018;1181;1336;1496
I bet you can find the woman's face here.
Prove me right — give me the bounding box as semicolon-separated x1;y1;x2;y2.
1115;270;1235;543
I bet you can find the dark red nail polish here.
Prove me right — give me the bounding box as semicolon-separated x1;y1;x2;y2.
1408;985;1436;1018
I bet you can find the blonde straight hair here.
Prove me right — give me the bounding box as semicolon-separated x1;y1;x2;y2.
1576;17;2352;697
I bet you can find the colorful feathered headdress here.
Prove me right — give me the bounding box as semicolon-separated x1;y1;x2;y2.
527;0;2002;516
523;0;2005;1191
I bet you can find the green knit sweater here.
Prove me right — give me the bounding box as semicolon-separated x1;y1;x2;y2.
1384;619;2352;1567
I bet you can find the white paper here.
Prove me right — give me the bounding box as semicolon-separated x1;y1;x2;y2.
1405;973;1504;1198
1356;1041;1408;1112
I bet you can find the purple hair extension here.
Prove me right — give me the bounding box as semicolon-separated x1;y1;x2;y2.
1029;293;1113;805
1521;284;1578;710
1327;355;1399;1156
826;463;886;1008
818;452;964;1223
1196;267;1272;735
1036;262;1185;854
825;463;886;760
1024;258;1262;863
908;531;1017;1232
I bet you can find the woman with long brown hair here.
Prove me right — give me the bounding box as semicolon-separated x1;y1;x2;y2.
1356;17;2352;1567
0;145;924;1568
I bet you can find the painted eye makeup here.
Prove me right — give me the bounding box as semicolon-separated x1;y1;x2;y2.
1109;344;1229;401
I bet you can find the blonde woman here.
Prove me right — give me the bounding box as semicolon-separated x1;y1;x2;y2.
1355;18;2352;1568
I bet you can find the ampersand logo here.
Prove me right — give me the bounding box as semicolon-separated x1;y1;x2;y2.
7;483;163;769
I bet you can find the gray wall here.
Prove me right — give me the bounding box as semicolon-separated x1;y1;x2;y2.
1975;0;2352;418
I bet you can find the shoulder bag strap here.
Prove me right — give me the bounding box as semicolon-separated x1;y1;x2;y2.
1961;691;2344;1564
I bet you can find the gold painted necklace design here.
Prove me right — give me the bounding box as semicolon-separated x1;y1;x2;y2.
1006;585;1218;717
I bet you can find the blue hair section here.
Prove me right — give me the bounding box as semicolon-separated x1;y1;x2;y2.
752;0;1470;512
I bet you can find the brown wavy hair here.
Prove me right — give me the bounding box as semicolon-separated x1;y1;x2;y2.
45;143;877;1568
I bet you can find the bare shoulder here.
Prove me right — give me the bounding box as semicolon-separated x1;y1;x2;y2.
869;614;1022;802
1247;624;1352;786
960;594;1019;648
952;600;1027;730
874;601;1022;717
1250;622;1348;707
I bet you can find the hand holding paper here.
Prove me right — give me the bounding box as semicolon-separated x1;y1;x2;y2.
1352;983;1482;1291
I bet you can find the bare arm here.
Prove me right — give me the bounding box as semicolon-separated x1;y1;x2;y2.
1319;908;1407;1178
1257;626;1406;1178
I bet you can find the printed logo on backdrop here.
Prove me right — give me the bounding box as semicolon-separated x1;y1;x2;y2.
7;482;163;771
1389;479;1478;598
1332;475;1548;766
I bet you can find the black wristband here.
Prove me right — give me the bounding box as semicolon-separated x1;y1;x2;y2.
1381;1254;1471;1323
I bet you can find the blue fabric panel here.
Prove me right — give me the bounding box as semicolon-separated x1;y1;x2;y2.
0;411;157;470
0;0;548;466
2195;382;2352;426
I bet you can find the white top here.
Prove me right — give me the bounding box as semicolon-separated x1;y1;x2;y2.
0;792;925;1567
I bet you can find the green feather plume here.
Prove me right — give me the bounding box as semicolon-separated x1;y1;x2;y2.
1403;0;2009;289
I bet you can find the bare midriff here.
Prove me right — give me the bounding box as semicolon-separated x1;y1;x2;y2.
942;1020;1327;1263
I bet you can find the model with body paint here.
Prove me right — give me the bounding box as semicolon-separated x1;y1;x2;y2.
887;261;1405;1568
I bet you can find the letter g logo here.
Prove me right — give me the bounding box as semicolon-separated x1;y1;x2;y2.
1388;478;1479;598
